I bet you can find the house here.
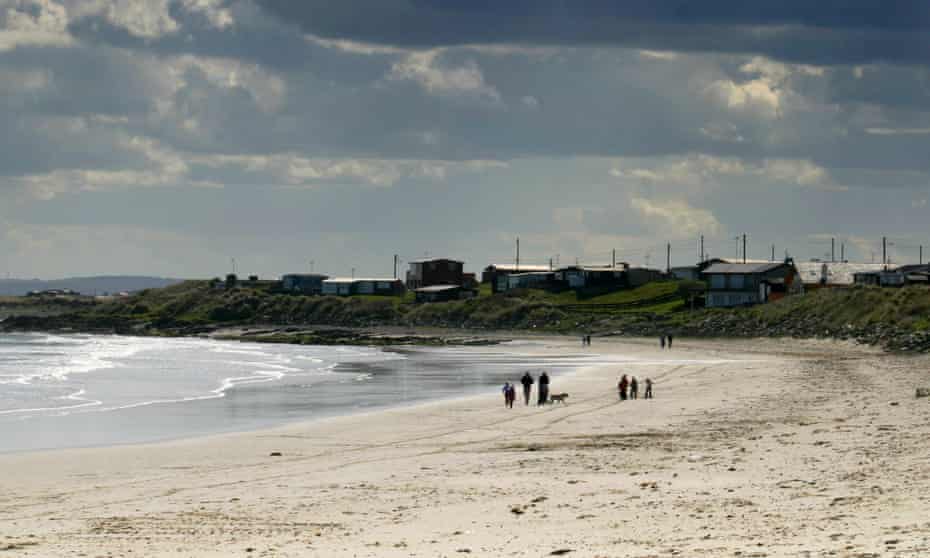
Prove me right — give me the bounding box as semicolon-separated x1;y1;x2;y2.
670;266;700;281
674;258;777;283
482;264;552;293
505;271;558;291
795;261;886;289
554;265;628;289
627;267;666;287
322;278;405;296
281;273;330;294
414;285;474;303
702;261;801;308
853;264;930;287
406;258;464;289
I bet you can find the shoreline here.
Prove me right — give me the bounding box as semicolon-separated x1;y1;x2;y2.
0;332;601;456
2;336;927;557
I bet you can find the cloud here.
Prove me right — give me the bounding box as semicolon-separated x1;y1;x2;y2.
630;197;722;237
388;49;501;103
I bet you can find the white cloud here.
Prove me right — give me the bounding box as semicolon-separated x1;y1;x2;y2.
638;49;678;61
630;197;722;237
388;49;501;103
707;77;781;118
610;154;832;190
521;95;540;109
865;127;930;136
167;55;287;113
0;0;73;50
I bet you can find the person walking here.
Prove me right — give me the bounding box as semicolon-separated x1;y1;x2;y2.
667;334;673;349
618;374;629;401
644;377;653;399
502;382;516;408
520;371;534;406
630;376;638;400
537;371;550;406
660;336;666;349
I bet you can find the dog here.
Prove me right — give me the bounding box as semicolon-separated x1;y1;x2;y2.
548;393;569;404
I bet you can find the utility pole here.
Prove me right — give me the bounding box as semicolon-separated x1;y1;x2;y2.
666;242;671;273
612;249;616;268
841;243;845;262
351;267;356;279
771;244;775;261
831;238;835;263
742;234;747;264
700;234;704;263
883;236;887;269
516;237;520;272
921;245;924;266
231;257;236;276
549;257;553;271
393;254;398;279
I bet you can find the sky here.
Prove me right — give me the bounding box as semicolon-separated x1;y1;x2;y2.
1;0;929;279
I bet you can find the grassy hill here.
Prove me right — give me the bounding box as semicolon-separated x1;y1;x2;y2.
4;280;930;351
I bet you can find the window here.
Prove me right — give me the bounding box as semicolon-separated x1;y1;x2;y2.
710;275;725;289
730;274;745;289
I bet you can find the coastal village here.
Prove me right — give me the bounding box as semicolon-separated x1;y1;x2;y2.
263;252;930;309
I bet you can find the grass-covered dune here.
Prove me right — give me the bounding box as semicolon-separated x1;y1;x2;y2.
4;280;930;351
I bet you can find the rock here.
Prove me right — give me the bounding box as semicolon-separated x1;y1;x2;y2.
269;451;282;457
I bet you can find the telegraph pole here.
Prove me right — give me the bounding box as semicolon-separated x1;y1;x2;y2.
393;254;398;279
771;244;775;261
612;249;616;268
841;243;845;262
921;245;924;266
700;235;704;263
516;237;520;272
666;242;671;273
831;238;835;262
883;236;887;269
742;234;747;264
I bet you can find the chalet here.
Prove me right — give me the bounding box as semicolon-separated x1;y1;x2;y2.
281;273;329;294
795;262;885;289
702;261;801;308
505;271;557;291
322;278;405;296
482;264;552;293
853;264;930;287
406;258;464;289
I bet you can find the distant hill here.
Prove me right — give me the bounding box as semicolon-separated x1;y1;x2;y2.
0;276;184;296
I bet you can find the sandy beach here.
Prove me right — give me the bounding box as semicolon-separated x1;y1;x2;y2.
1;336;929;557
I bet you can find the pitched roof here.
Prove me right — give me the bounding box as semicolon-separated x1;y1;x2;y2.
795;261;888;285
702;262;788;274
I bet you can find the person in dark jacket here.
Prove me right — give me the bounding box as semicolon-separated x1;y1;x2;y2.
618;374;629;401
644;377;654;399
630;376;639;400
537;372;550;405
520;371;534;406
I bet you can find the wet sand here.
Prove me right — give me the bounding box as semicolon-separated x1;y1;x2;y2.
1;337;929;557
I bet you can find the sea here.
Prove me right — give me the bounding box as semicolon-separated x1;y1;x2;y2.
0;332;603;454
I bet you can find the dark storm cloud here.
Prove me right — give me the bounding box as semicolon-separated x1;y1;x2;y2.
255;0;930;65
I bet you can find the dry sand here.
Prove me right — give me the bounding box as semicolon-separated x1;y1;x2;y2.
1;337;929;557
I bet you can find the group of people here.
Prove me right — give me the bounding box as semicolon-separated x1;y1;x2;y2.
502;371;550;408
617;374;652;400
659;334;674;349
581;335;593;346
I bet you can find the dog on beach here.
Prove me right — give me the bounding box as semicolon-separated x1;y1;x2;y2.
549;393;569;404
